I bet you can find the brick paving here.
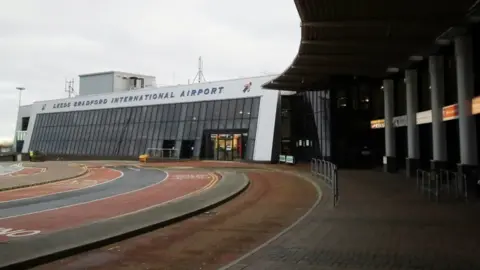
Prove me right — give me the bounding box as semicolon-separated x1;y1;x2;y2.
225;169;480;270
0;162;88;191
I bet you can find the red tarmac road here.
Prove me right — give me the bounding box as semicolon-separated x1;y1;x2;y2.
0;171;218;237
0;168;123;202
1;167;45;178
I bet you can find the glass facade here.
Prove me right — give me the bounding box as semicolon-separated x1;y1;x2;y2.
282;91;332;162
28;97;261;160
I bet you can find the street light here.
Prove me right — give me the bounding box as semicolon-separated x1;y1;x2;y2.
16;87;25;108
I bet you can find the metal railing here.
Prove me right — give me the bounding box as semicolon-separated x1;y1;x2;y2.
311;158;339;207
145;148;180;159
416;169;468;202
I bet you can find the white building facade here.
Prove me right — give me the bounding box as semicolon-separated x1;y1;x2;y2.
17;75;284;162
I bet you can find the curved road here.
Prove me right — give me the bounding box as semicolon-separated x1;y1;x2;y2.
0;167;167;219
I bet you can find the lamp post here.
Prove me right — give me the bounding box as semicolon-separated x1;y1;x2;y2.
16;87;25;108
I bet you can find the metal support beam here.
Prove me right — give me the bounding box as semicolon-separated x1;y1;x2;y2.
301;39;434;47
302;19;460;28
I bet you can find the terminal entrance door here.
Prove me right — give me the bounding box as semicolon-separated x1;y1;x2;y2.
206;132;247;161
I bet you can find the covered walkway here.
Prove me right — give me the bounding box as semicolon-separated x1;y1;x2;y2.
224;168;480;270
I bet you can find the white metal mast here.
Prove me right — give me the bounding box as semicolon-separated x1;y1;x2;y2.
191;56;206;84
64;78;76;98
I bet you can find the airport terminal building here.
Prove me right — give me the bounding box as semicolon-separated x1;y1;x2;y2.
15;74;290;162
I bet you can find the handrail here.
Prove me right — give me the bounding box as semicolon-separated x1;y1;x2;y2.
416;169;468;202
311;158;339;207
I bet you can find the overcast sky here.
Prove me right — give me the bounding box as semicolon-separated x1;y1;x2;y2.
0;0;300;141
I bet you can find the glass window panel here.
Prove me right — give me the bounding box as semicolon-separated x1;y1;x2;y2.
220;100;229;119
156;105;164;121
211;120;219;130
249;118;258;139
128;140;135;156
203;120;211;131
132;139;140;156
120;108;127;123
212;101;221;119
158;122;166;139
147;122;154;139
177;103;186;122
167;104;175;121
132;123;140;139
246;139;255;161
186;103;194;118
227;99;237;119
251;97;261;118
170;122;178;140
183;121;191;140
199;102;207;120
124;123;134;140
173;104;182;121
243;98;252;119
133;107;142;122
83;111;90;125
205;101;214;120
99;110;106;125
143;106;153;122
152;121;160;139
177;121;186;139
105;109;113;124
196;121;204;139
218;118;226;130
189;121;197;140
241;118;250;129
226;118;234;129
140;106;148;122
165;122;172;138
193;102;200;120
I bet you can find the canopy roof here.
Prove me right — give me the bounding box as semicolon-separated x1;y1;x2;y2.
263;0;480;91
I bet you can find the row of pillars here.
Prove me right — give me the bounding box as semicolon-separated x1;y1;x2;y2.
383;34;478;177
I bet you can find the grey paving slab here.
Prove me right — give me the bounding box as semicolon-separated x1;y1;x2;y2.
223;168;480;270
0;171;249;269
0;162;88;191
0;168;166;218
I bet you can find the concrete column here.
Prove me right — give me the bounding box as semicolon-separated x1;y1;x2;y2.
405;69;420;177
454;35;478;194
429;55;448;170
383;79;396;173
455;35;478;166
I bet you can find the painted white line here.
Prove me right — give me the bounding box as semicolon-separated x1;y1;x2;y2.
0;170;170;220
0;169;124;205
127;167;140;172
218;171;323;270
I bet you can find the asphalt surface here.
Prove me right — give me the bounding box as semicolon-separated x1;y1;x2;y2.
0;167;167;219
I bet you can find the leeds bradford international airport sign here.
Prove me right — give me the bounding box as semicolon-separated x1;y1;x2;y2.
46;86;226;111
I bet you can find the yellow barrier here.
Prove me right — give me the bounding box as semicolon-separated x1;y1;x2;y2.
139;154;149;163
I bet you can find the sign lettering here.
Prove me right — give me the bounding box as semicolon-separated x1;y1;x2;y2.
48;86;225;111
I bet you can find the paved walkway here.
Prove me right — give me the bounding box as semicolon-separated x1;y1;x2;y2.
225;169;480;270
0;161;88;191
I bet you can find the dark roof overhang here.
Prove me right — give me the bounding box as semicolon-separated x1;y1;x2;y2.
263;0;480;91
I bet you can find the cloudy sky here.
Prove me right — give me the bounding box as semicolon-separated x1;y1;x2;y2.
0;0;300;141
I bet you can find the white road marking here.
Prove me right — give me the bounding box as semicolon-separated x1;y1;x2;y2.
0;227;41;237
0;169;123;205
0;170;169;220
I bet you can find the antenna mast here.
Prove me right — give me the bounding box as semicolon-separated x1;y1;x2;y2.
64;78;76;98
191;56;206;84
